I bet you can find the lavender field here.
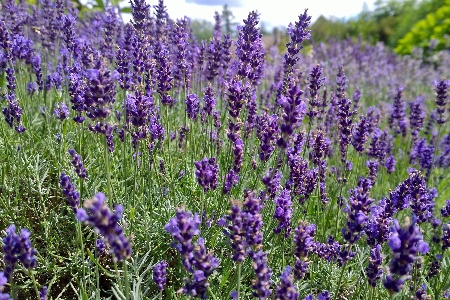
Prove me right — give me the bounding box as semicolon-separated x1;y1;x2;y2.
0;0;450;299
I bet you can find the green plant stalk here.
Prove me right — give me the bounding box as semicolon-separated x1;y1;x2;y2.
236;262;242;300
124;261;130;300
76;221;87;293
104;134;114;200
28;270;40;300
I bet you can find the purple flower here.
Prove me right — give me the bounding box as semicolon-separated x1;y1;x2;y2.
165;209;200;270
307;64;325;120
39;286;47;300
262;168;282;200
219;204;246;262
441;200;450;217
366;244;383;287
153;260;168;291
186;94;200;121
276;266;298;300
59;172;80;213
84;62;118;120
68;149;87;179
256;113;278;162
389;86;407;137
351;116;369;153
125;91;153;128
96;239;106;254
194;157;219;193
203;85;216;116
409;97;426;139
251;250;272;299
338;96;353;163
293;222;316;279
0;271;11;300
223;169;239;194
76;193;131;262
435;80;448;125
384;156;396;174
273;189;293;237
384;219;429;293
2;225;37;279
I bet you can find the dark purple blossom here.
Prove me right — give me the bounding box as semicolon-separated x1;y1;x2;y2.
250;250;272;299
366;244;383;287
273;189;293;237
262;168;282;200
435;80;448;125
351;116;369;153
256;113;278;162
2;225;37;279
59;172;80;213
409;97;426;139
165;209;200;270
53;102;69;120
186;94;200;121
441;200;450;217
68;149;87;179
153;260;168;291
0;271;11;300
219;204;246;262
293;222;316;279
383;219;429;293
194;157;219;193
76;193;132;262
276;266;298;300
203;85;216;116
389;86;407;137
384;156;396;174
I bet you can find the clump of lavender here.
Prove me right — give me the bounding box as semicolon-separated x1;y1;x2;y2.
194;157;219;192
68;149;87;179
276;266;298;300
153;260;168;291
383;219;429;293
366;244;383;287
273;189;293;237
366;198;392;246
59;172;80;213
441;200;450;217
407;171;436;224
181;237;219;299
2;225;37;279
389;87;407;137
76;193;132;262
293;222;316;280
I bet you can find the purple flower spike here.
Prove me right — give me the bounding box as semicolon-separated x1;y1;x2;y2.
165;209;201;270
251;250;272;299
60;172;81;213
194;157;219;193
0;271;12;299
153;260;168;291
186;94;200;121
384;219;429;293
273;189;293;237
68;149;87;179
2;225;37;279
276;266;298;300
77;193;131;262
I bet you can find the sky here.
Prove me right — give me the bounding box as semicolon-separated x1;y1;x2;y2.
156;0;378;29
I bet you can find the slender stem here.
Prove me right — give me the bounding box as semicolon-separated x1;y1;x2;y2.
236;263;242;300
28;270;40;300
104;134;113;200
124;261;130;300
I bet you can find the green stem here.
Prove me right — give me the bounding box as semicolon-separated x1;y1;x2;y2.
29;271;40;300
236;263;242;300
104;135;113;200
124;261;130;300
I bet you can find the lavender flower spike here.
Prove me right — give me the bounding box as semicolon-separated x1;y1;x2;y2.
276;266;298;300
76;193;132;262
153;260;168;291
68;149;87;179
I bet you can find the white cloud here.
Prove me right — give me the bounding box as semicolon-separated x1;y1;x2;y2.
159;0;376;28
